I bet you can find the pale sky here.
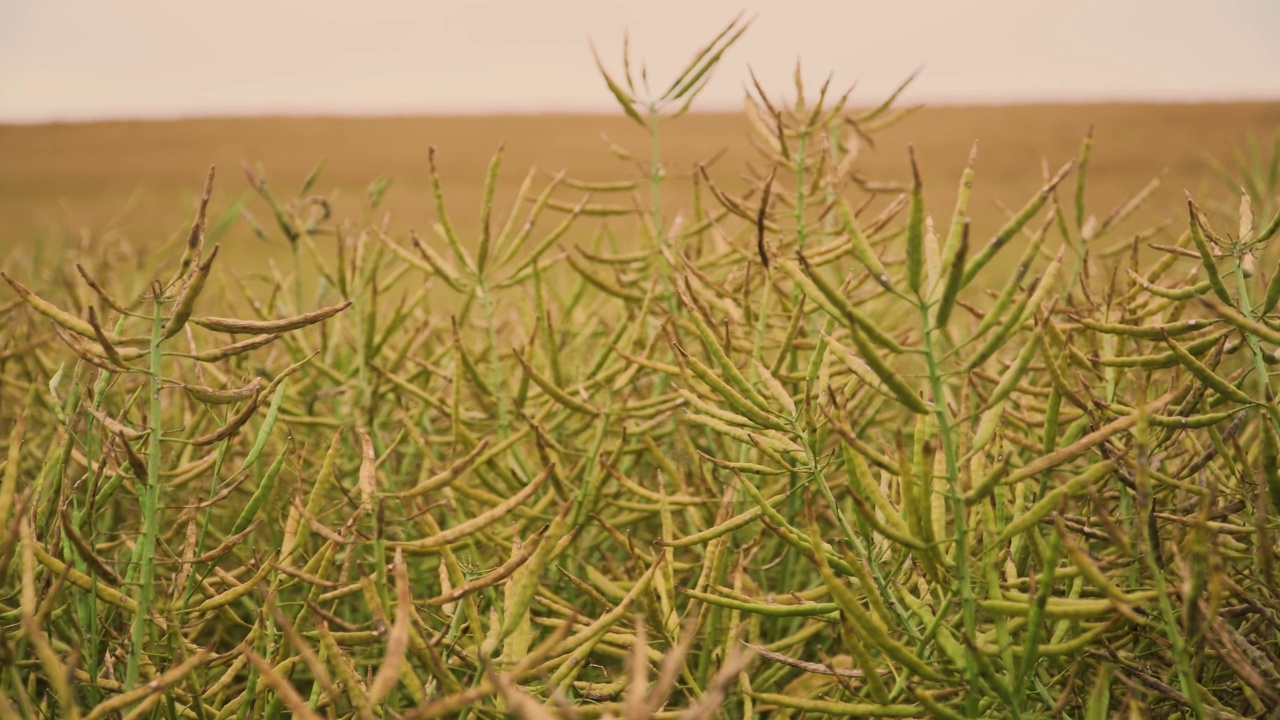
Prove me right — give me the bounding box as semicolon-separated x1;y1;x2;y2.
1;0;1278;123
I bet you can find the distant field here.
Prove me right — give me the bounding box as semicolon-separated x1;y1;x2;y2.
1;102;1277;269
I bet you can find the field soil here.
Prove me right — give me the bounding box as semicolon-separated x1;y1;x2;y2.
2;102;1277;267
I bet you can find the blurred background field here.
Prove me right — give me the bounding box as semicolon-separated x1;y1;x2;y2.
3;101;1278;271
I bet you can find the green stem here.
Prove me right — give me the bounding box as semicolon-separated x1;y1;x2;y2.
1232;263;1280;436
919;300;979;715
125;291;165;690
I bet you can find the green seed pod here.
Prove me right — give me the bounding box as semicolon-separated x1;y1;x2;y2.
793;252;906;354
515;350;598;415
163;244;219;340
390;467;549;553
1074;127;1093;231
229;447;289;537
1126;270;1213;301
189;555;276;614
1262;266;1280;316
963;161;1072;288
1162;332;1254;406
942;142;977;270
676;348;789;432
1262;422;1280;512
474;145;504;275
1187;198;1233;304
935;221;969;329
905;145;926;295
1074;316;1215;341
1200;297;1280;345
807;518;943;682
676;285;777;413
846;323;930;414
428;146;477;276
986;324;1045;410
997;460;1115;544
677;587;837;618
836;195;893;291
1092;329;1232;369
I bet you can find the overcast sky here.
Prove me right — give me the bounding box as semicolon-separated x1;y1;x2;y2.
1;0;1278;123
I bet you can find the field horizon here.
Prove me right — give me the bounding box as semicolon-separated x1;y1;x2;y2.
3;100;1278;269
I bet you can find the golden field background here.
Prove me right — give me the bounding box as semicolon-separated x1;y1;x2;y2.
1;102;1278;269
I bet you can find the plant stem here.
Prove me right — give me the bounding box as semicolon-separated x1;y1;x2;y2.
125;291;164;690
919;300;979;715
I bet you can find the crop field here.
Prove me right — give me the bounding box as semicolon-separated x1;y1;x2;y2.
2;20;1280;720
3;102;1279;268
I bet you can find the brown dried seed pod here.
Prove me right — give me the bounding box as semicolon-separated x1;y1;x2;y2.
192;299;352;334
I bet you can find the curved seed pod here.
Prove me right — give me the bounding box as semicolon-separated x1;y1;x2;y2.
841;322;928;414
1004;388;1178;486
964;456;1010;505
1162;332;1255;405
985;331;1044;410
83;406;147;442
565;251;644;301
835;193;893;291
184;333;282;363
1054;515;1144;620
590;41;644;126
229;447;289;537
2;272;142;346
82;650;212;720
807;516;943;682
163;244;219;339
661;495;786;548
427;527;545;607
997;460;1115;543
1013;246;1065;328
941;143;977;271
188;555;275;614
1126;270;1213;301
515;351;598;415
968;214;1052;341
1261;263;1280;316
678;587;837;618
676;347;789;432
1199;297;1280;345
390;439;490;499
1074;316;1215;341
472;145;505;276
979;598;1128;620
390;466;549;552
1098;403;1243;429
427;146;477;276
675;284;777;412
31;540;137;612
1092;329;1232;369
183;377;263;406
683;412;803;454
192;300;351;334
963;161;1072;288
791;252;905;354
163;164;215;292
87;306;129;367
1187;198;1233;304
409;229;467;292
190;394;261;447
